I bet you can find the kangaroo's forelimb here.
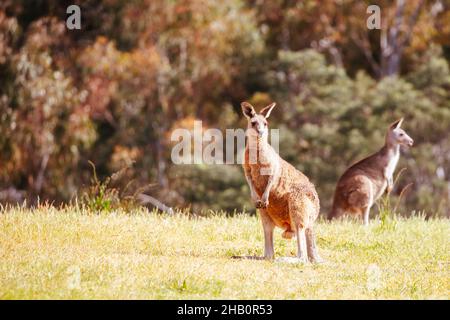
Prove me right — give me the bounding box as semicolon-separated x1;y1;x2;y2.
256;168;278;209
244;167;259;203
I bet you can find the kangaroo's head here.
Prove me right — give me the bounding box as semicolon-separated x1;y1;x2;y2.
386;118;414;147
241;102;276;140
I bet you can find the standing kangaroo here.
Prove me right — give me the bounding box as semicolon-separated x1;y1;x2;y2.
241;102;322;263
328;118;414;225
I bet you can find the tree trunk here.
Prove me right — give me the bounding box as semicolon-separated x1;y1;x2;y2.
380;0;424;78
155;131;168;189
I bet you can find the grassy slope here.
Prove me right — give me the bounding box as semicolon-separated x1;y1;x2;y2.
0;207;448;299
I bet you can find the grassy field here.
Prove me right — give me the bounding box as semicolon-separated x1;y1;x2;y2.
0;206;448;299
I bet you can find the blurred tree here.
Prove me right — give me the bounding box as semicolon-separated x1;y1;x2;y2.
266;48;450;217
0;17;95;200
0;1;448;216
249;0;450;78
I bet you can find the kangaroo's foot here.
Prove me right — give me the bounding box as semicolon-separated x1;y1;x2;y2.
264;254;274;260
255;199;268;209
295;256;308;264
308;253;325;264
276;257;307;264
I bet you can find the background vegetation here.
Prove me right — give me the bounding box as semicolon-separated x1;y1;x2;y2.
0;0;449;217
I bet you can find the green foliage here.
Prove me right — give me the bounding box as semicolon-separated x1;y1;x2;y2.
80;161;139;213
0;1;449;216
170;164;252;214
377;194;398;232
81;161;119;213
376;168;416;232
267;48;450;217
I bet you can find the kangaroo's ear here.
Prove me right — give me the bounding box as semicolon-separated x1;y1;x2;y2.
260;102;276;119
390;118;404;130
241;102;256;119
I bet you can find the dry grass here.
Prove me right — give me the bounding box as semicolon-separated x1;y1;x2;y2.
0;206;448;299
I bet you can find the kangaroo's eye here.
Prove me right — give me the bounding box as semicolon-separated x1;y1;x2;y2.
399;133;404;137
251;122;256;126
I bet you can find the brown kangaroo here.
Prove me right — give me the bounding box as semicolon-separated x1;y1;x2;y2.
328;118;414;225
241;102;322;263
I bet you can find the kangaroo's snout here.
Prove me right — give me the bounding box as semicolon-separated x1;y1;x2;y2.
257;127;267;137
402;134;414;147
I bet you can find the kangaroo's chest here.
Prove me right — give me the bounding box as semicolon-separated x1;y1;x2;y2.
384;151;399;180
250;164;277;195
373;150;399;200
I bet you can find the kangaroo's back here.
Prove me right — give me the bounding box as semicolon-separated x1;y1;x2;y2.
340;150;386;184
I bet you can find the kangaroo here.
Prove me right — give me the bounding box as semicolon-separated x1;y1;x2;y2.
241;102;322;263
328;118;414;225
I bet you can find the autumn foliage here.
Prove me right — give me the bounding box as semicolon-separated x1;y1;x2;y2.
0;0;449;217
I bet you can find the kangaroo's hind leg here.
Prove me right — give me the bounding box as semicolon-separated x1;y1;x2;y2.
347;178;374;226
362;204;372;226
288;195;315;263
259;209;275;259
294;226;308;263
305;227;324;263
